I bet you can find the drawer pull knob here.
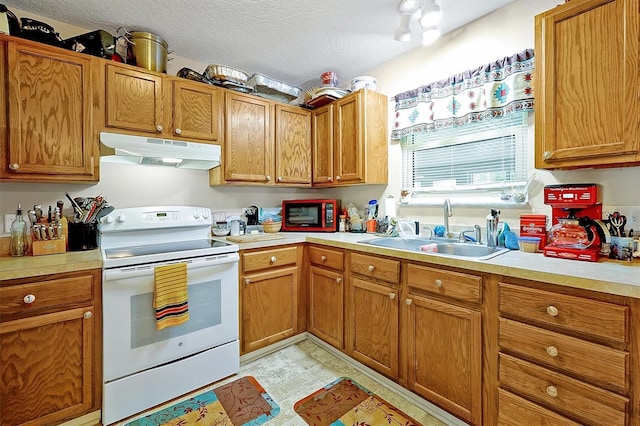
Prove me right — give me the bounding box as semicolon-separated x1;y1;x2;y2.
435;279;443;288
389;293;396;300
83;311;93;319
336;277;342;283
175;128;182;135
546;385;558;397
546;346;559;357
368;265;374;272
405;298;412;305
546;305;559;317
9;163;19;170
321;255;327;261
23;294;36;304
270;256;277;263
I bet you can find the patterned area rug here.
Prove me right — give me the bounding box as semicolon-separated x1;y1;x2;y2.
294;377;422;426
125;376;279;426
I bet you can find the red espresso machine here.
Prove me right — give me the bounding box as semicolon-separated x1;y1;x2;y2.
543;184;607;262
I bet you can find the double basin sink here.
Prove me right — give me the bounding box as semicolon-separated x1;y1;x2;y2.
358;237;510;260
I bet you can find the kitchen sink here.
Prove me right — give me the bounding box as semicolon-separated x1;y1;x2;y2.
358;237;510;260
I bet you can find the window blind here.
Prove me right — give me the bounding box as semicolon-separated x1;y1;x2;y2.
401;112;529;193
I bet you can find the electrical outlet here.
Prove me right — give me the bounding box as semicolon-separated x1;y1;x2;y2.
4;214;16;234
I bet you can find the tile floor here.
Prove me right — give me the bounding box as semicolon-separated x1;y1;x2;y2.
117;338;449;426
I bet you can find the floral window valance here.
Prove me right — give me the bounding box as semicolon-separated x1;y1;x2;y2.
391;48;534;139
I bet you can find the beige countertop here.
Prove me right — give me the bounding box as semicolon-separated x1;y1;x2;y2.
2;233;638;298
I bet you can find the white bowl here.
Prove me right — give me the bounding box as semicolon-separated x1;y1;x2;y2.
212;228;230;236
351;76;377;92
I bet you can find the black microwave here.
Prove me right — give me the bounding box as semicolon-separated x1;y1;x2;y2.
281;199;339;232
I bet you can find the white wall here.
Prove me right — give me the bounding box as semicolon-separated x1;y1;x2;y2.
367;0;640;232
1;1;639;234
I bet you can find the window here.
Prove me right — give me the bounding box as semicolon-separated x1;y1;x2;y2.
401;111;529;204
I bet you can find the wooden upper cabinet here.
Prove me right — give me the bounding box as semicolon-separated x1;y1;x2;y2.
0;37;98;181
223;91;272;183
535;0;640;169
104;63;223;143
312;89;388;187
312;104;334;185
274;104;311;184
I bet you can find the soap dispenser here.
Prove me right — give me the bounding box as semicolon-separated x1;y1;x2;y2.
9;204;29;257
486;209;500;247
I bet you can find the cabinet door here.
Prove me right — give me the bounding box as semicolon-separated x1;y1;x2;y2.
172;80;223;143
308;265;344;349
242;266;298;353
2;41;97;180
535;0;640;168
0;306;94;425
105;63;165;134
224;92;272;183
311;104;335;186
349;277;399;379
274;104;311;185
334;92;364;184
406;295;482;425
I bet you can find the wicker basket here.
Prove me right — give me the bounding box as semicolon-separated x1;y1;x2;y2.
262;221;282;233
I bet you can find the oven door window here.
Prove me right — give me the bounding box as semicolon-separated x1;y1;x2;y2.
130;280;222;349
285;205;320;227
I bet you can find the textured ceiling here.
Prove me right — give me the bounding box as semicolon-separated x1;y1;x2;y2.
4;0;514;89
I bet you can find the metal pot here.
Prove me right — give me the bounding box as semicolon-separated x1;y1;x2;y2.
129;31;168;73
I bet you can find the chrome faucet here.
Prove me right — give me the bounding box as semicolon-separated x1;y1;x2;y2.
443;199;453;238
460;225;482;244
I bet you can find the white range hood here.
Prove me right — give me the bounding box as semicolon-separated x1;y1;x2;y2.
99;132;221;170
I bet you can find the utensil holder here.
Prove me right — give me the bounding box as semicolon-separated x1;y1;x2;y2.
68;222;98;251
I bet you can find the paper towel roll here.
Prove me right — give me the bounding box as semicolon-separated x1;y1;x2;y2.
384;196;396;218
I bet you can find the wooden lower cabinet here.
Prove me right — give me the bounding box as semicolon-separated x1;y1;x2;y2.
406;294;482;425
0;269;101;426
308;265;344;349
349;277;399;379
241;246;300;354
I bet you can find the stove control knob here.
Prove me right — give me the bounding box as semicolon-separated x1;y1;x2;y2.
202;210;210;219
193;210;201;219
116;214;126;223
103;215;114;224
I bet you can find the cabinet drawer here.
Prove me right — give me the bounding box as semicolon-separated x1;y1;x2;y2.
499;353;628;426
499;318;628;393
0;275;94;316
499;282;628;343
350;252;399;284
243;247;298;273
498;389;581;426
308;246;343;271
407;264;482;304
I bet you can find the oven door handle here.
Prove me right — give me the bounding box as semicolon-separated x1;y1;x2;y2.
103;253;239;281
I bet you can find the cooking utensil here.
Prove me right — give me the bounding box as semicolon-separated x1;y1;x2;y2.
609;212;626;237
95;205;115;221
129;31;168;73
66;192;83;219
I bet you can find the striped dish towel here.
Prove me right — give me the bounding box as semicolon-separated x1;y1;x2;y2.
153;262;189;330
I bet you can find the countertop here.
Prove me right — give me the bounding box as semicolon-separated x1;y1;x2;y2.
1;233;638;298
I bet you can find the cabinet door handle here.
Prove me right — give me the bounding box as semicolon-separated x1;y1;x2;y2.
546;305;559;317
266;175;272;182
277;176;283;182
174;128;182;135
320;255;327;261
156;124;163;132
405;298;412;305
9;163;19;170
546;385;558;398
543;150;553;160
434;279;443;288
546;346;559;357
328;177;333;182
23;294;36;304
336;277;342;283
368;265;374;272
270;256;277;263
244;278;251;285
83;311;93;319
389;293;396;300
336;175;341;181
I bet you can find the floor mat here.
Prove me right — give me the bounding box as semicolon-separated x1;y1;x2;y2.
125;376;279;426
294;377;422;426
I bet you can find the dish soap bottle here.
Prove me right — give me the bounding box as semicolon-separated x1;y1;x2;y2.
10;204;28;257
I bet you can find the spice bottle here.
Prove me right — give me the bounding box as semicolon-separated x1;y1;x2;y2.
339;215;347;232
9;204;28;257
